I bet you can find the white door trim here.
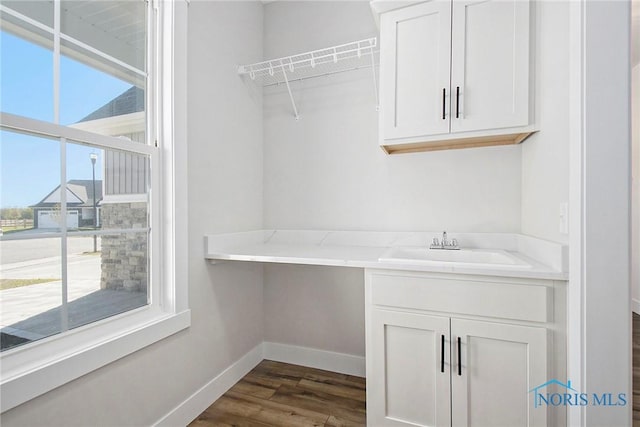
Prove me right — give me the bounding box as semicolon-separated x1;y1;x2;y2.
567;1;632;426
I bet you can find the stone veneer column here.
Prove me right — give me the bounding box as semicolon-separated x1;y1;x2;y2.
99;202;147;292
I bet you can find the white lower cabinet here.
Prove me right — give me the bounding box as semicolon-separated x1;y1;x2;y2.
450;319;547;427
369;310;452;426
366;270;559;427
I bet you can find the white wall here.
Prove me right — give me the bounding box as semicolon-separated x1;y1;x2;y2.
0;2;265;425
264;265;365;356
263;1;522;233
261;1;523;358
521;0;570;244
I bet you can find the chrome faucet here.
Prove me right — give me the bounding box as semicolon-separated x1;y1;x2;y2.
430;231;460;250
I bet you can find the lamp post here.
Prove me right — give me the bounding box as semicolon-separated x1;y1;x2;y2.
90;153;98;253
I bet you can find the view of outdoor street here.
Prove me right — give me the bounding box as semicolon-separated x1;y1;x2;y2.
0;235;102;328
0;231;148;351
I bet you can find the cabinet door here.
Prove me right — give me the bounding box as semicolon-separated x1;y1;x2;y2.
450;0;530;133
368;309;451;427
380;1;452;140
451;319;547;427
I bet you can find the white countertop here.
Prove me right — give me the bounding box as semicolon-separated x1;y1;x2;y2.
204;230;568;280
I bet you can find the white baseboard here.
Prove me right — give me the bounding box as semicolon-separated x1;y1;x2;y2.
633;298;640;315
263;342;365;377
154;342;365;426
153;343;263;427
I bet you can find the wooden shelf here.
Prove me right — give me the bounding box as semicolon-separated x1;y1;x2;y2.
381;131;536;155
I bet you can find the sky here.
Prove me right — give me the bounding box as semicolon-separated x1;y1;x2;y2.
0;30;135;208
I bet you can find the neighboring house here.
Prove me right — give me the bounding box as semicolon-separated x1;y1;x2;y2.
31;180;103;229
79;86;144;123
29;84;143;232
72;86;148;293
72;85;148;202
72;86;145;143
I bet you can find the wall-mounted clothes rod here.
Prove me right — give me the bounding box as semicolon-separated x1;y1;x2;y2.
238;37;379;120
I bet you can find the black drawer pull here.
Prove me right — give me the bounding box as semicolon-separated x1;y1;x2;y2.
441;334;445;373
442;88;446;120
457;337;462;376
455;86;460;118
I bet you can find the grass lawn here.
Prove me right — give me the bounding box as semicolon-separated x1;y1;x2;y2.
0;278;58;290
2;227;35;234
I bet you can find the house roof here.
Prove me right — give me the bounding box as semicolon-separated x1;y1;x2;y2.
78;86;144;122
32;180;103;208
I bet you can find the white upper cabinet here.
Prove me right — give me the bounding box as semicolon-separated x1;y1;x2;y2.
381;2;452;140
450;0;530;133
375;0;534;153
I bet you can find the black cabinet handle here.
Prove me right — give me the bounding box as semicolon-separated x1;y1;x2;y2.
441;335;445;373
457;337;462;376
442;88;446;120
455;86;460;118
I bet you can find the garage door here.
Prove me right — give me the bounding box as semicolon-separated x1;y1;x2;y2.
38;210;79;229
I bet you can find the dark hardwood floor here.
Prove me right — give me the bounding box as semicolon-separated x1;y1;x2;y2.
634;312;640;426
189;360;366;427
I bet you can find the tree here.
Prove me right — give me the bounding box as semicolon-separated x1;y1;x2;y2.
20;208;33;220
0;208;19;220
0;207;34;220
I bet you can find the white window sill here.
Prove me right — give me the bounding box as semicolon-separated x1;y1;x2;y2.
0;308;190;412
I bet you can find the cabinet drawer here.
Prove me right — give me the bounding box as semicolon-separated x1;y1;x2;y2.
370;273;550;322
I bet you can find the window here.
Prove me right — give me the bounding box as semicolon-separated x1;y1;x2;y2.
1;0;151;350
0;0;189;412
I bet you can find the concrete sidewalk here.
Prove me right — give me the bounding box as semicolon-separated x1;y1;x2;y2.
0;255;103;328
1;253;147;348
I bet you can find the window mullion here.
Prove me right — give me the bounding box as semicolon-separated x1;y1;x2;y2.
60;137;69;332
146;0;158;151
53;0;60;124
53;0;69;333
0;114;156;156
149;0;161;308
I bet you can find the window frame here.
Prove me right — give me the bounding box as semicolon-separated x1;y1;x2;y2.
0;0;189;413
